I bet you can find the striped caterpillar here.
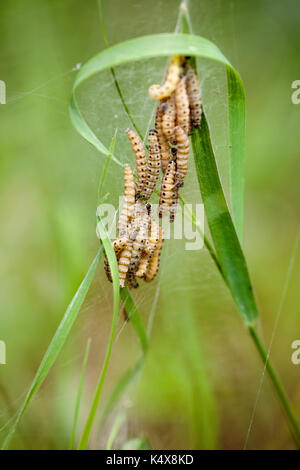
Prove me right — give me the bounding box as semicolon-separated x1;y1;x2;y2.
149;55;182;100
104;237;128;283
145;226;164;282
162;93;176;144
142;129;161;201
158;160;177;219
126;129;147;196
155;104;170;173
175;75;191;136
118;164;135;237
136;217;160;278
185;64;202;129
175;126;189;183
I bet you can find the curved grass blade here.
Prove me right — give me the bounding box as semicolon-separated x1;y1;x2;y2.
191;115;258;325
106;412;126;450
1;247;103;449
78;216;120;450
69;338;92;450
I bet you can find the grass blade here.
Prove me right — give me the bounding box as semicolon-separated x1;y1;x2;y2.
78;216;120;449
69;338;92;450
1;248;103;449
191;115;258;325
227;66;245;239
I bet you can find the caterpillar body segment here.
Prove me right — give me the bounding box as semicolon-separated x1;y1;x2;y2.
126;129;147;195
162;93;176;144
145;227;164;282
136;252;150;279
143;129;161;201
118;164;135;237
148;55;182;100
158;160;177;218
104;237;128;283
155;104;170;173
175;76;190;136
169;183;179;223
126;271;139;289
175;126;189;183
118;239;134;288
185;64;202;128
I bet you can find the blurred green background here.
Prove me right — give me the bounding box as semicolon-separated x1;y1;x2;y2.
1;0;300;450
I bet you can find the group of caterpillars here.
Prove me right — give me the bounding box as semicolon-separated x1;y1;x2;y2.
104;55;202;289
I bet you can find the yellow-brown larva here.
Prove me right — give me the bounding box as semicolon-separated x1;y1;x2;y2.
135;251;150;279
162;93;176;144
126;129;147;195
104;237;128;283
118;164;135;237
175;126;189;182
175;75;190;136
145;226;164;282
185;64;202;128
155;104;170;173
158;160;177;218
169;183;179;223
128;211;149;275
118;239;134;288
148;55;181;100
143;129;161;201
126;271;139;289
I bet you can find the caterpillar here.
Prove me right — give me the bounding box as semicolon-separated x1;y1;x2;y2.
136;216;160;278
162;93;176;144
185;64;202;128
126;271;139;289
118;164;135;237
175;75;191;136
149;55;181;100
154;104;170;173
118;238;134;288
104;237;128;283
143;129;161;201
175;126;189;183
128;204;150;275
158;160;177;218
145;226;164;282
126;129;147;195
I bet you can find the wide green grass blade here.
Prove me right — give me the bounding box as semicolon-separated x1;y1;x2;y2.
1;247;103;449
69;338;92;450
69;33;245;237
227;66;245;239
191;115;258;325
78;215;120;450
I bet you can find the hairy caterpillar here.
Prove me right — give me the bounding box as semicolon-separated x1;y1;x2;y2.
185;64;202;128
154;104;170;173
126;129;147;195
104;237;128;283
143;129;161;200
118;164;135;237
158;160;177;218
175;75;191;136
149;55;181;100
162;93;176;144
145;226;164;282
175;126;189;183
